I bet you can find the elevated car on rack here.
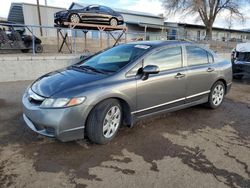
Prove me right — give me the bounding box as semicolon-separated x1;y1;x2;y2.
54;5;124;27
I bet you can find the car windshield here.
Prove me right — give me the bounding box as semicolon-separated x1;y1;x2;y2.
77;44;151;73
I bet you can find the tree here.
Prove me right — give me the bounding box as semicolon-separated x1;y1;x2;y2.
161;0;245;40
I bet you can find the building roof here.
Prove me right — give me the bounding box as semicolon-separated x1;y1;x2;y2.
174;22;250;34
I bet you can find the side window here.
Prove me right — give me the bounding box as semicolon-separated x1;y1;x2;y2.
186;46;208;66
126;62;143;77
144;47;182;71
89;7;99;11
207;52;214;63
100;6;111;13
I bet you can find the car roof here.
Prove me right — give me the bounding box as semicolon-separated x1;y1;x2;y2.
126;40;192;47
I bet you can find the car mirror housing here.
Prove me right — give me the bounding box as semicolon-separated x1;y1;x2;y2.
143;65;160;74
142;65;160;80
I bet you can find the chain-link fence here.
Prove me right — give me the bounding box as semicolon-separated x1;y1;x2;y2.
0;22;248;55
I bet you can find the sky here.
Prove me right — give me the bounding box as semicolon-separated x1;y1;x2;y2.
1;0;250;29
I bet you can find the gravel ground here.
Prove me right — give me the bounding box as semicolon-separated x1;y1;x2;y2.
0;80;250;188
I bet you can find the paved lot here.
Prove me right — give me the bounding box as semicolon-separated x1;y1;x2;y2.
0;80;250;188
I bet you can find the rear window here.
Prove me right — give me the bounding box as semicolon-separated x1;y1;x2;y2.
186;46;208;66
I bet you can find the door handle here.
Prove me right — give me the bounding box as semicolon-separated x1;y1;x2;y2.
175;73;185;79
207;67;215;72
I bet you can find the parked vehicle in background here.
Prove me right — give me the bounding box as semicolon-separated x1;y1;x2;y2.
54;5;124;26
231;43;250;79
22;41;232;144
0;21;43;53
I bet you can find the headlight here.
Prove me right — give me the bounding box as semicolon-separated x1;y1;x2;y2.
41;97;86;108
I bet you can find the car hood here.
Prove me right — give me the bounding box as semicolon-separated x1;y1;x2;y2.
31;68;107;98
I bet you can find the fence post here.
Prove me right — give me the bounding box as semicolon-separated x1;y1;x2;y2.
31;27;35;55
74;29;76;54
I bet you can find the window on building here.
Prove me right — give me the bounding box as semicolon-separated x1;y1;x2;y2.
186;46;209;66
144;47;183;71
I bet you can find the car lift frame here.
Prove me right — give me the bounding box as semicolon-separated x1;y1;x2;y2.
56;22;128;53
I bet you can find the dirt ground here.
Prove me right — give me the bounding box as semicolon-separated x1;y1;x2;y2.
0;80;250;188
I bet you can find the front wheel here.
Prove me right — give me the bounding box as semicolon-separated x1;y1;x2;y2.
86;99;122;144
69;14;80;24
206;81;225;109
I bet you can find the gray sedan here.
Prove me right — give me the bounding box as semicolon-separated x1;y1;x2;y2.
22;41;232;144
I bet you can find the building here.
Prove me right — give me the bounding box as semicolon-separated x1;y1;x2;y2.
165;22;250;42
0;17;7;22
8;2;65;36
7;2;166;40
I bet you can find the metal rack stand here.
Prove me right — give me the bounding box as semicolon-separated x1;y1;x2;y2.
56;22;128;53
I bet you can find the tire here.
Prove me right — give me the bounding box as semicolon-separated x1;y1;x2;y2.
233;74;243;80
69;14;80;24
206;81;225;109
86;99;122;144
110;18;118;26
35;44;43;53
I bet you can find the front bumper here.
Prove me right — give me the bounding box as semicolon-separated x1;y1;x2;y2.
54;16;68;26
233;62;250;75
22;93;88;142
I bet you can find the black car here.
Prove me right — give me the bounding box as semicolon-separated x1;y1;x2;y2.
0;21;43;53
231;43;250;79
54;5;124;27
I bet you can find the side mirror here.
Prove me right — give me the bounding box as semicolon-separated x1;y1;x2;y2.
142;65;159;80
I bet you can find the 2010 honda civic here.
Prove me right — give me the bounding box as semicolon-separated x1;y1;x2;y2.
22;41;232;144
54;4;124;26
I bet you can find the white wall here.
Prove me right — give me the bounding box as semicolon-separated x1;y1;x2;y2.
0;55;79;82
22;4;65;37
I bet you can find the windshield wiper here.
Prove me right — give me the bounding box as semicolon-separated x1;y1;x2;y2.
80;65;107;74
71;65;106;74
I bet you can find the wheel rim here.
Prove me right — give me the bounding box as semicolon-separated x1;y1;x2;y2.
110;19;117;26
103;106;121;138
212;84;224;106
70;14;80;23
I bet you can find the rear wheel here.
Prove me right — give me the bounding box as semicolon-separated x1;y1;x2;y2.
35;44;43;53
110;18;118;26
69;14;80;24
206;81;225;109
86;99;122;144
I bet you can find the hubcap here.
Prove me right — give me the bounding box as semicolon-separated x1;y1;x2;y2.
70;14;80;23
212;84;224;106
110;19;117;26
103;106;121;138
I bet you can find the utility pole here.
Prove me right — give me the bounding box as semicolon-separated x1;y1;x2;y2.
45;0;48;6
36;0;43;36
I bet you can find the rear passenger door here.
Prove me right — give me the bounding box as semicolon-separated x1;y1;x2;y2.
185;45;217;103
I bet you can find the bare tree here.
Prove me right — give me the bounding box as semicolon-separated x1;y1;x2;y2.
161;0;245;40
